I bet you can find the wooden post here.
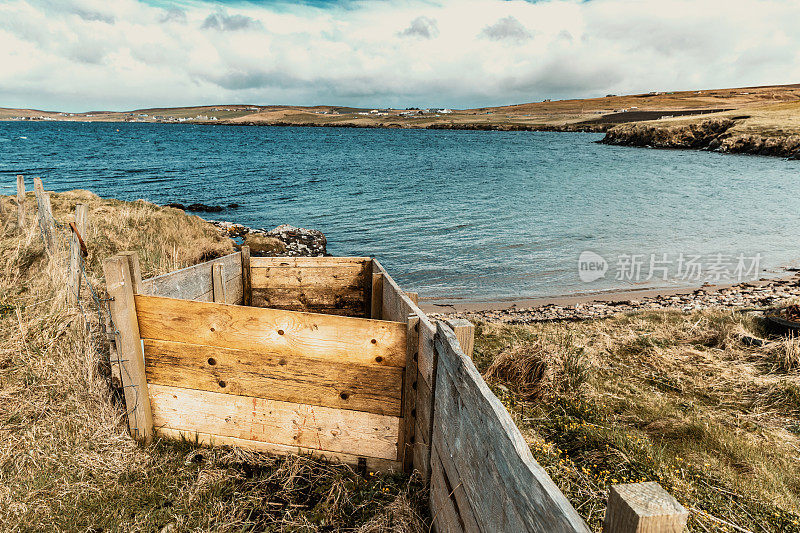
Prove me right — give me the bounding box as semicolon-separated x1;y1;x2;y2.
16;175;25;228
406;292;419;306
212;263;227;303
33;177;56;254
241;245;252;306
398;315;420;472
371;273;383;319
68;204;88;306
445;318;475;360
602;482;689;533
103;254;153;444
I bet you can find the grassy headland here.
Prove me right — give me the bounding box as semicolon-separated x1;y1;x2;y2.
4;83;800;156
473;310;800;531
0;191;426;531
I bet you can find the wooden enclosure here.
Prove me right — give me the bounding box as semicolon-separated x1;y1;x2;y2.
104;249;687;532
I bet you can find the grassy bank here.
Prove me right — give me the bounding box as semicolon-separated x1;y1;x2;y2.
0;190;426;531
474;310;800;531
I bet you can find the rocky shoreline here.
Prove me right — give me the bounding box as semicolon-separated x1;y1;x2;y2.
207;219;327;257
201;119;609;133
601;118;800;159
432;274;800;324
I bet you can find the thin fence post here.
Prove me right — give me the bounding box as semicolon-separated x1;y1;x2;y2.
399;315;420;473
445;318;475;359
68;204;88;306
212;263;227;303
103;254;153;444
406;291;419;306
16;175;25;229
602;482;689;533
371;273;383;319
241;245;252;306
33;177;56;254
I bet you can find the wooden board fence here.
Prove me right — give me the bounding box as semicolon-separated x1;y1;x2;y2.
138;251;244;304
431;323;591;533
250;256;372;317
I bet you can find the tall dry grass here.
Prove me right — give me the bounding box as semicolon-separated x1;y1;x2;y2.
0;190;426;531
475;310;800;531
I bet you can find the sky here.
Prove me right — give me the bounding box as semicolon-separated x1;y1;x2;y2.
1;0;799;111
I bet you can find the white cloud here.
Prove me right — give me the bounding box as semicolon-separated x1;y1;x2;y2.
0;0;798;111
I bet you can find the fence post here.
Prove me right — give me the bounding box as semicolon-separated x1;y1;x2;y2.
406;291;419;306
602;482;689;533
399;315;420;473
103;254;153;444
212;263;227;303
68;204;89;306
241;245;252;306
16;175;25;228
33;177;56;254
445;318;475;359
371;273;383;319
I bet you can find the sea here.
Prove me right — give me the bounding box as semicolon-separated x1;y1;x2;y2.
2;120;798;303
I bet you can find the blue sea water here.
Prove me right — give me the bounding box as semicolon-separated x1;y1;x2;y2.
1;121;798;302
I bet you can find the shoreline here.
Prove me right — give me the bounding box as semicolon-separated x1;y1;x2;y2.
422;273;800;322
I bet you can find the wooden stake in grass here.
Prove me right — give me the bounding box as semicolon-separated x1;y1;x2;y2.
103;253;154;444
33;177;56;254
445;318;475;360
602;482;689;533
16;175;25;228
68;204;88;307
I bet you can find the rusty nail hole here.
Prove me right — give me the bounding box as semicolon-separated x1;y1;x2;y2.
413;352;418;362
410;435;415;444
414;322;419;332
218;380;226;388
412;381;417;390
370;338;377;344
411;408;416;417
278;329;285;335
207;358;216;366
375;356;383;363
279;358;287;366
210;327;215;332
340;392;349;400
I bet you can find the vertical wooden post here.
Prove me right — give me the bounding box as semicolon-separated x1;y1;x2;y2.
602;482;689;533
371;273;383;320
68;204;88;306
398;315;420;472
406;291;419;306
241;245;252;306
16;175;25;228
212;263;227;303
445;318;475;360
103;254;153;444
33;177;56;254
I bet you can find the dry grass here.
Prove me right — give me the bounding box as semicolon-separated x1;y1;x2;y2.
474;310;800;532
0;190;426;532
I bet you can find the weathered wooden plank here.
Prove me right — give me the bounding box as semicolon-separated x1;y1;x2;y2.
143;338;403;416
398;316;420;471
372;259;436;385
150;384;400;460
212;263;227;303
430;447;465;533
433;323;591;533
371;273;383;320
241;245;252;306
445;318;475;360
103;255;153;444
415;374;432;445
251;265;366;290
156;428;401;472
251;286;365;311
413;423;430;483
432;440;481;533
136;295;407;368
250;256;370;268
602;482;689;533
138;252;242;301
